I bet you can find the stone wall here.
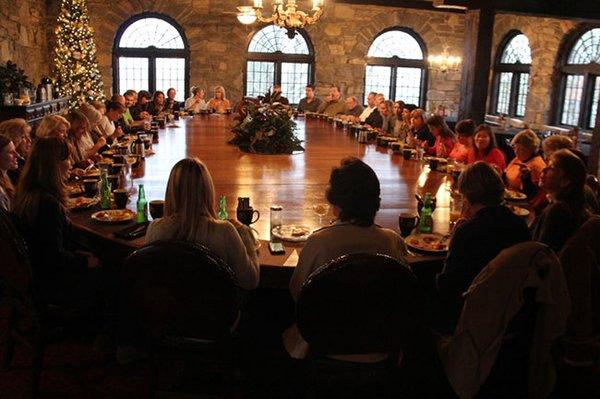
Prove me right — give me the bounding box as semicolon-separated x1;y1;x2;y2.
0;0;50;86
83;0;464;112
491;13;580;126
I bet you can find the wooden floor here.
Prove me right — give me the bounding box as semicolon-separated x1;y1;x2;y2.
137;114;452;240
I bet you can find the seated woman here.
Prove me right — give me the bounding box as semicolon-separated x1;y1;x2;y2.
448;119;475;164
146;158;259;290
285;157;408;359
424;115;456;157
165;88;181;114
184;86;208;113
407;108;434;148
147;91;166;117
35;115;70;139
129;90;151;121
12;137;105;308
393;103;412;141
0;118;32;185
531;149;590;253
0;135;19;211
96;100;125;143
437;162;529;331
66;109;105;168
467;124;506;173
207;86;231;114
504;129;546;197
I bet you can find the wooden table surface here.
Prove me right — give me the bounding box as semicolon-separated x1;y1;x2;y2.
70;114;450;287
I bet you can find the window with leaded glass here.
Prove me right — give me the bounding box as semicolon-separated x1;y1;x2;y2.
364;28;427;107
492;32;531;118
113;14;189;101
245;26;314;104
558;27;600;129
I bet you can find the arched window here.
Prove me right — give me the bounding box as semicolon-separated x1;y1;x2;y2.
245;25;314;104
492;32;531;117
364;28;427;107
558;27;600;129
113;13;189;101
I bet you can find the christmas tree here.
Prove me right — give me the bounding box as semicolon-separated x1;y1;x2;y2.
53;0;105;107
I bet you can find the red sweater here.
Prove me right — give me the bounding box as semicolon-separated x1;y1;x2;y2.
426;135;456;157
467;147;506;173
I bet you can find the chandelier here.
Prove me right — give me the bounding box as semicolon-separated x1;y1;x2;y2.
237;0;325;38
428;48;462;73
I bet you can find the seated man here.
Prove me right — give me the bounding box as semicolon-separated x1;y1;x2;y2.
130;90;151;121
263;84;289;105
358;91;377;122
345;96;363;118
317;85;348;116
120;90;146;132
364;93;385;129
165;88;181;113
297;84;322;113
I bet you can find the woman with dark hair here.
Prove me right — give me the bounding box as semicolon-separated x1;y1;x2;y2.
0;135;19;211
12;137;105;308
532;149;590;252
165;87;181;113
393;104;412;140
448;119;475;163
437;162;529;331
467;124;506;173
130;90;151;120
285;157;408;359
148;91;166;116
425;115;456;157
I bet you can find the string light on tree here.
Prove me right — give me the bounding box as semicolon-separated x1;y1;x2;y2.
53;0;104;107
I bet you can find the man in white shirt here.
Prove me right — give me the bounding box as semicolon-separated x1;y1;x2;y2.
358;91;378;122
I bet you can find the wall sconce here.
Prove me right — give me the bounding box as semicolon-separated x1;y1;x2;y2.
428;49;462;73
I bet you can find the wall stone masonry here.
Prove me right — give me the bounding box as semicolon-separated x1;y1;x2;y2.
0;0;50;85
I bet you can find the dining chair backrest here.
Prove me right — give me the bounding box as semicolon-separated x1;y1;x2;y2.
296;253;418;355
121;239;241;343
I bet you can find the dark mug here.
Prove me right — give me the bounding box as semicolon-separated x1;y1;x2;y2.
237;208;260;225
237;197;250;210
158;118;166;128
429;158;439;171
109;163;124;175
113;154;125;165
113;189;128;209
149;200;165;219
83;179;98;198
107;175;120;191
399;213;419;237
402;149;413;160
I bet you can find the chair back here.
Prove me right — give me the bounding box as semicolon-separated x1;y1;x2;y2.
296;253;418;355
0;209;35;308
120;239;241;343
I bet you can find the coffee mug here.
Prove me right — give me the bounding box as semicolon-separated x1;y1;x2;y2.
113;189;128;209
149;200;165;219
107;175;120;191
237;207;260;225
429;158;439;171
83;179;98;197
109;163;124;175
399;213;419;237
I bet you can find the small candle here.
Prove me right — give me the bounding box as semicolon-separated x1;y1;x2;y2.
253;0;262;8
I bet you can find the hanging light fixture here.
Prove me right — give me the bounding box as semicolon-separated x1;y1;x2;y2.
428;47;462;73
237;0;325;38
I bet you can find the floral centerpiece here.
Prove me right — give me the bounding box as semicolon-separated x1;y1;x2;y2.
0;61;34;98
229;100;304;154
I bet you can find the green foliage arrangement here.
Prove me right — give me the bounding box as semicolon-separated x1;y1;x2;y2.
0;61;34;96
229;101;304;154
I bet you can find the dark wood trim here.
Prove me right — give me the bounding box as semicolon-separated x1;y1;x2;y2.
336;0;466;13
366;57;425;69
589;95;600;175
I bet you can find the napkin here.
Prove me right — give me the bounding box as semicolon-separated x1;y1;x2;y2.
283;249;299;267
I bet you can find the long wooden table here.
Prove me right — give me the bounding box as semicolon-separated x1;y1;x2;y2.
70;115;450;288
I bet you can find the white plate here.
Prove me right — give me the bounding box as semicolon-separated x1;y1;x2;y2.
405;232;450;254
507;205;530;217
505;189;527;201
91;209;136;223
68;197;99;210
271;225;313;242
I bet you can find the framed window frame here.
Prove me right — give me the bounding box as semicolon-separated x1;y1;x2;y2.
554;24;600;130
244;28;315;105
363;27;428;108
490;31;531;118
112;12;190;98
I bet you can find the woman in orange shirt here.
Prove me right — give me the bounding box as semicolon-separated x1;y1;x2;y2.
207;86;231;114
504;129;546;196
449;119;475;164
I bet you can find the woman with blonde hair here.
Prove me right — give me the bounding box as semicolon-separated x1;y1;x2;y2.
207;86;231;114
504;129;546;196
35;114;70;139
0;135;19;211
66;109;105;167
146;158;259;290
0;118;32;184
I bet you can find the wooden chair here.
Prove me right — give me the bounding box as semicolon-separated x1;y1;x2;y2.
296;253;419;398
119;239;242;396
0;208;50;397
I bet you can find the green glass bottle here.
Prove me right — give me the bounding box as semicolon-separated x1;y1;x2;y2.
136;184;148;223
418;192;434;233
217;195;228;220
100;172;111;210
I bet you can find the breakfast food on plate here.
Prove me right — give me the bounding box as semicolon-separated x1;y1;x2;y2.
505;189;527;200
406;233;449;252
507;204;530;217
291;226;310;236
92;209;135;222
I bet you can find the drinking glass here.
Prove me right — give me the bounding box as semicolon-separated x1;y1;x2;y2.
312;200;330;225
449;196;463;230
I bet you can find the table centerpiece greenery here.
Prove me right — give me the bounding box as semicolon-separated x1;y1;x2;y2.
229;100;304;154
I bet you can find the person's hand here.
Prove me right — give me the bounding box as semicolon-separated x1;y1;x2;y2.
96;136;107;148
518;163;531;179
71;168;85;177
140;111;150;120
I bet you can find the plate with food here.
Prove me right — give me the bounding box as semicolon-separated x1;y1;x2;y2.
507;204;530;217
67;185;84;197
505;189;527;201
271;225;313;242
91;209;136;223
405;232;450;254
68;196;99;210
83;167;101;178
